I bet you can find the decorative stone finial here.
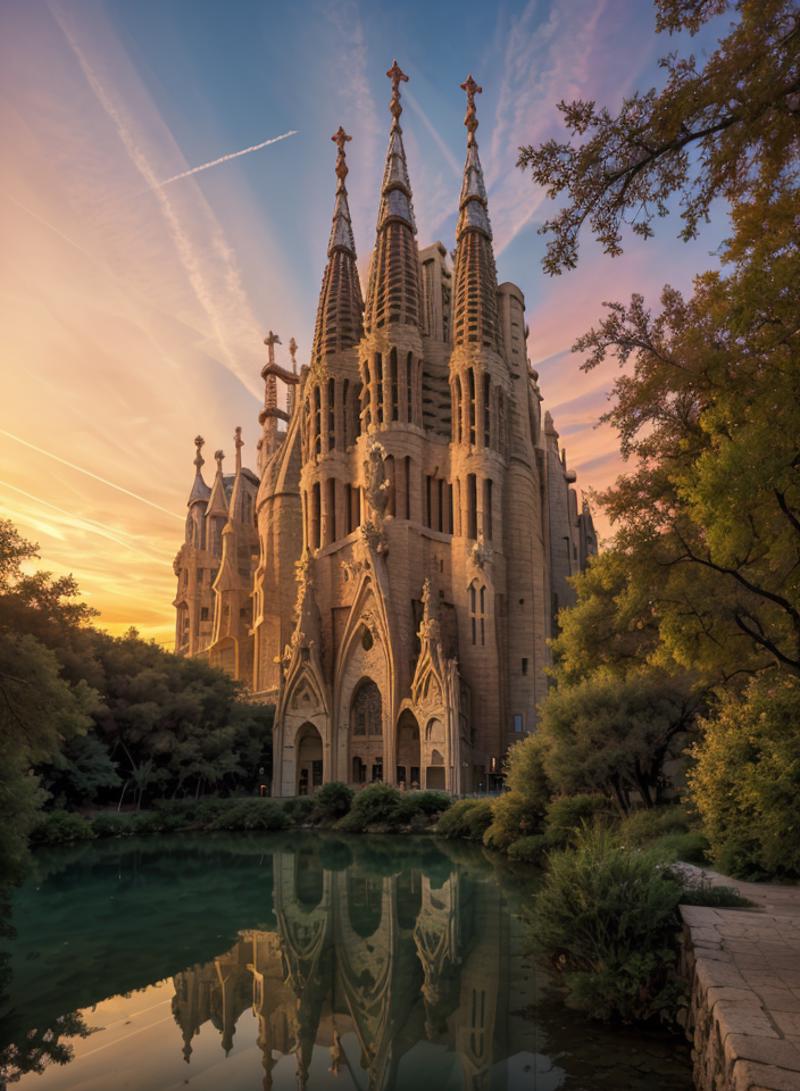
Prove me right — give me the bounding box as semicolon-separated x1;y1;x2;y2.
214;449;224;472
234;425;243;450
193;435;205;471
288;337;298;371
263;330;281;366
460;74;483;145
331;126;351;187
386;59;408;125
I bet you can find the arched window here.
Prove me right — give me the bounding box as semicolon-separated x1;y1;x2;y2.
390;349;399;421
467;473;478;539
351;679;382;737
468;368;476;445
406;352;414;423
483;478;493;541
483;373;491;446
342;378;350;446
328;378;336;451
453;375;462;443
375;352;384;425
469;581;486;646
313;384;321;458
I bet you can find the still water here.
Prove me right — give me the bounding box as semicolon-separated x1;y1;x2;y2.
1;834;692;1090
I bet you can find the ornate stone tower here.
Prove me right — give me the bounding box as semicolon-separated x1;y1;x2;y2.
171;63;597;796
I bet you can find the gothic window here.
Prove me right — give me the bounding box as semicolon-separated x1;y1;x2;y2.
385;455;395;517
313;384;321;458
468;368;476;445
328;378;336;450
342;378;350;446
425;475;433;528
469;581;486;646
447;483;454;534
403;455;412;519
353;380;363;440
467;474;478;540
453;375;462;443
483;373;491;446
375;352;384;425
406;352;413;422
200;607;209;621
390;349;399;421
311;482;321;551
437;478;444;533
351;679;382;737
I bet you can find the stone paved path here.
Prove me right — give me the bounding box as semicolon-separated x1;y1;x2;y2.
678;864;800;1090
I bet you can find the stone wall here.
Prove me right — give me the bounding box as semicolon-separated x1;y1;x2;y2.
680;904;800;1091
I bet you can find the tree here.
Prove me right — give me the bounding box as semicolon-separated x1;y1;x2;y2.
518;0;800;274
537;670;699;811
688;673;800;877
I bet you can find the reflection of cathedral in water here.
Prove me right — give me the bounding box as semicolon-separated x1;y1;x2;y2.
171;844;540;1089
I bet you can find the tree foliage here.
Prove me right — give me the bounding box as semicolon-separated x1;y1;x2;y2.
518;0;800;274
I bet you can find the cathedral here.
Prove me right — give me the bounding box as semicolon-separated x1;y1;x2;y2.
172;63;596;798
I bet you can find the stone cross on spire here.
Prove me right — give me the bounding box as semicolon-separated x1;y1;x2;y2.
194;435;205;471
288;337;298;372
461;74;483;145
264;330;281;366
386;59;408;126
331;126;351;187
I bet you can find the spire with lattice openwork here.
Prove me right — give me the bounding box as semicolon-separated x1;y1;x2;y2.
452;75;500;350
310;127;364;368
364;61;421;332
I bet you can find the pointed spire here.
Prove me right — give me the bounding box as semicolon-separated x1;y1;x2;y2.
188;435;211;505
452;74;500;349
364;61;420;331
288;338;298;416
206;448;229;516
227;426;247;523
310;129;364;367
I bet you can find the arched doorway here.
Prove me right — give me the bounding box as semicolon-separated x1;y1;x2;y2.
296;722;323;796
349;679;383;784
396;709;421;789
426;721;446;790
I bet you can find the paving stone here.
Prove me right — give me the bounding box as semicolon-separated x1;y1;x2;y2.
774;1013;800;1038
754;989;800;1015
716;1000;780;1040
697;956;748;991
732;1060;800;1091
724;1035;800;1072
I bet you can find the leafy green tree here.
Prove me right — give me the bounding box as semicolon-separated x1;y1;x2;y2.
518;0;800;274
537;670;698;811
688;673;800;877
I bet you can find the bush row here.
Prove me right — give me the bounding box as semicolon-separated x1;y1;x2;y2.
29;783;453;846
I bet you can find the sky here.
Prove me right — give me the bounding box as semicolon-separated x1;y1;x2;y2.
0;0;731;647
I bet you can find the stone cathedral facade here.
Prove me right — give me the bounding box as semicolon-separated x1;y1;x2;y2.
173;65;597;797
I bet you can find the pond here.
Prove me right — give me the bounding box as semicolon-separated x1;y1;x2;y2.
0;833;692;1090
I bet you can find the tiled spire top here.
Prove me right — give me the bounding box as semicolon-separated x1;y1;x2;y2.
188;434;211;505
206;448;228;515
457;74;491;241
452;73;500;349
327;127;357;256
364;61;421;331
311;131;364;366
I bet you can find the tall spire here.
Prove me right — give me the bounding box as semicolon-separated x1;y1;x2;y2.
227;426;247;523
206;448;228;516
452;74;500;349
364;61;420;331
188;435;211;505
310;128;364;368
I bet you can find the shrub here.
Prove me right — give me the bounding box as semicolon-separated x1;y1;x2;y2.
677;877;753;908
91;812;135;838
282;796;315;826
130;810;184;834
483;792;544;852
207;799;289;832
312;782;353;824
506;834;549;864
532;825;685;1023
651;830;710;865
337;783;402;832
435;799;493;841
407;790;451;817
689;675;800;879
544;793;614;849
30;810;94;846
618;805;692;847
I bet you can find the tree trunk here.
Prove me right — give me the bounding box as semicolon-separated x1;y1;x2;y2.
117;780;129;813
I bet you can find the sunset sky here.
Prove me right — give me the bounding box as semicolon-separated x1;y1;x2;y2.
1;0;730;646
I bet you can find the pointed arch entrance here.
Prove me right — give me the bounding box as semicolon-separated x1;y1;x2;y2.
396;709;421;789
349;678;383;785
296;722;323;796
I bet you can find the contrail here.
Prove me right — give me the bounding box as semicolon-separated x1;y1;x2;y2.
154;130;299;189
0;430;183;521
